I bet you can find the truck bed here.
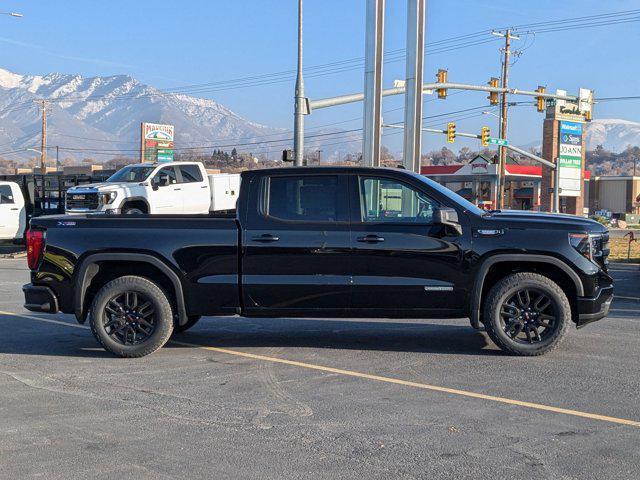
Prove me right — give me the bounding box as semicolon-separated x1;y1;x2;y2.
29;213;241;317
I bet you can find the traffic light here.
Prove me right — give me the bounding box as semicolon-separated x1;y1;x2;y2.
446;122;456;143
437;69;448;99
488;77;499;105
481;126;490;147
535;86;546;112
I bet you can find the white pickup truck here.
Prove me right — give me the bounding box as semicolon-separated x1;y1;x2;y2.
0;181;27;241
65;162;240;215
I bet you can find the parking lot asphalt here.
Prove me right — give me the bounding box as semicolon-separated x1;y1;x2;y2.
0;258;638;479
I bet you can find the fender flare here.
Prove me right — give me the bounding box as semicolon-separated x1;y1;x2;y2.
470;254;584;329
119;197;150;213
74;253;188;325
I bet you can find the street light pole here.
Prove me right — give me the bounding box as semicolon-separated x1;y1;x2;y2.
293;0;305;167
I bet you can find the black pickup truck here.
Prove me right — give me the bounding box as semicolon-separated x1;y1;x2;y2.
23;166;613;357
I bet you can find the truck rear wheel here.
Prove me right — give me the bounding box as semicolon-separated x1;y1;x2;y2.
483;272;571;356
89;276;174;358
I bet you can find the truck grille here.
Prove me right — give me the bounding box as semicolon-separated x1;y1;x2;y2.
66;192;99;210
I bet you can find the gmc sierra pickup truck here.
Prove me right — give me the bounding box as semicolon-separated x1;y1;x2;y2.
23;167;613;358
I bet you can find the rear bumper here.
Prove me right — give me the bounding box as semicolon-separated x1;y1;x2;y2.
576;286;613;328
23;284;59;314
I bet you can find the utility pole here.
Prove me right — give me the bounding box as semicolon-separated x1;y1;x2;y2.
56;145;59;171
293;0;305;167
363;0;385;167
403;0;426;173
35;100;48;173
491;29;519;208
317;149;322;165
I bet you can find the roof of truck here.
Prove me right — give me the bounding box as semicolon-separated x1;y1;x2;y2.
241;165;415;177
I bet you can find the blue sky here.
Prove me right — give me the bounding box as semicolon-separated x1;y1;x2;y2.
1;0;639;154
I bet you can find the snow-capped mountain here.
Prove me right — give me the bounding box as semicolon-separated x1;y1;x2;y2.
0;68;360;162
585;118;640;152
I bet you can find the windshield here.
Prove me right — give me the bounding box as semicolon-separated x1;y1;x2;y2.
406;170;486;216
106;165;156;183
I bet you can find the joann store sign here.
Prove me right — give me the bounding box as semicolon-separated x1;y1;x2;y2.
557;121;583;197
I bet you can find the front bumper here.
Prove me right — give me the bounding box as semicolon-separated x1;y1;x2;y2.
576;286;613;328
23;284;59;313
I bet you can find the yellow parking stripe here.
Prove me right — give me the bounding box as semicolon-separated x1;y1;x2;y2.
1;310;639;428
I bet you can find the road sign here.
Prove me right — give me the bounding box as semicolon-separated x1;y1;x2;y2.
488;137;508;146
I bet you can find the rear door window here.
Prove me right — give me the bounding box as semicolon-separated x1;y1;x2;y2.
0;185;14;204
265;175;347;222
179;165;203;183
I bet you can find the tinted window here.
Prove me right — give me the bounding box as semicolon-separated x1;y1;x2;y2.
0;185;14;204
179;164;203;183
107;165;155;183
267;176;340;222
152;166;178;185
360;177;438;223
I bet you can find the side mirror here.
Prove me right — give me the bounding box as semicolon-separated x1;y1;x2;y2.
152;174;170;190
434;207;462;235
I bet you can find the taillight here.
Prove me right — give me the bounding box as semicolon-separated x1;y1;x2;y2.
26;229;45;270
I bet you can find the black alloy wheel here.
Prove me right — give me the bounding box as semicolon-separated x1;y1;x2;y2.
103;291;156;346
499;288;558;344
483;272;571;356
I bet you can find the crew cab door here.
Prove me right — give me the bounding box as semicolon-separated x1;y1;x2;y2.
0;183;26;240
348;174;468;316
178;164;210;214
242;173;351;315
149;166;183;213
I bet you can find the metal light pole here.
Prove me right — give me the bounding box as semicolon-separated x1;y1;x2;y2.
402;0;425;173
293;0;305;167
363;0;385;167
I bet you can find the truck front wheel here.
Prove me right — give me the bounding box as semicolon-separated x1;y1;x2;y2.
89;276;174;358
483;272;571;356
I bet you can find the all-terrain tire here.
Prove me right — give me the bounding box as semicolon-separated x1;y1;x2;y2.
483;272;571;356
123;207;144;215
89;275;174;358
173;315;202;334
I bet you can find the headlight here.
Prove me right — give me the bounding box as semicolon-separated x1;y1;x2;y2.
99;191;118;205
569;232;605;264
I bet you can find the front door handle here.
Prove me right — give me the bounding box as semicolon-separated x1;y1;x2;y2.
357;234;385;243
173;188;182;191
10;208;19;211
251;234;280;243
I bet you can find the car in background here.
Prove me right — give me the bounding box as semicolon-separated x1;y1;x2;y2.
65;162;239;215
0;181;27;242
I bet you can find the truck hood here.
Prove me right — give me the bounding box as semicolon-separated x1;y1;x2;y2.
68;182;136;192
484;210;607;233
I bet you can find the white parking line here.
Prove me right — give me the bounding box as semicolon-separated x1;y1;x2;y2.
1;309;639;428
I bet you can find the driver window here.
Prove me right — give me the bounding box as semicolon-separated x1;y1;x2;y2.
360;177;438;223
153;166;178;185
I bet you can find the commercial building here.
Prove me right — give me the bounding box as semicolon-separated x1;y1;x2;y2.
588;175;640;216
421;154;591;211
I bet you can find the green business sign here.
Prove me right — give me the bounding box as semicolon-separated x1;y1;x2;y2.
558;155;581;168
157;152;174;163
488;137;508;146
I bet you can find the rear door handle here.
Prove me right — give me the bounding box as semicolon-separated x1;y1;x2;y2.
357;234;385;243
173;188;182;191
10;208;19;211
251;234;280;243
